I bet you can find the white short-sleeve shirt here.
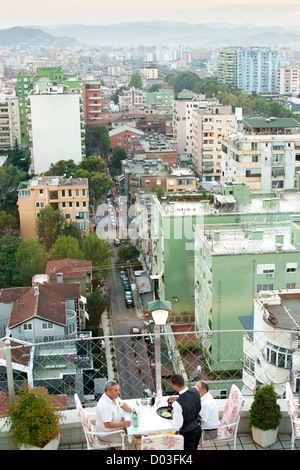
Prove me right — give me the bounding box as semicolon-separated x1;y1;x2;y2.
200;392;219;430
95;393;125;433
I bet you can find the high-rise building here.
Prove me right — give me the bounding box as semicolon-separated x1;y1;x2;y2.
0;95;21;150
218;47;279;94
82;80;102;124
191;104;235;181
277;66;300;95
29;82;85;175
221;117;300;192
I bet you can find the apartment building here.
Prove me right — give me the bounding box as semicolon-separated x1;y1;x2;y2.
29;82;85;174
244;289;300;395
221;117;300;192
17;175;89;240
173;91;210;156
131;133;177;168
191;104;236;180
277;66;300;95
122;158;196;195
118;87;146;112
0;95;21;150
218;47;279;93
194;221;300;373
82;80;102;124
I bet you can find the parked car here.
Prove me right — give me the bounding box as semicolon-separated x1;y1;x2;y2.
125;291;132;299
130;327;141;340
125;298;133;308
114;239;120;246
124;284;131;292
120;270;126;278
122;277;129;285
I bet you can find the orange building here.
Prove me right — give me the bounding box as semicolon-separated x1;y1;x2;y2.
17;175;89;240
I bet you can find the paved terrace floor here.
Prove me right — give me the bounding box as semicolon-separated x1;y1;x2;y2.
58;432;298;450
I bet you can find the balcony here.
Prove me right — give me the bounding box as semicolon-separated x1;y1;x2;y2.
0;328;298;450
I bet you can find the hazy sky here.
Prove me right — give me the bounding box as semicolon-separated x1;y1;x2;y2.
1;0;300;28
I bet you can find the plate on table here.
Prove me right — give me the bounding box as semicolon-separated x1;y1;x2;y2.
156;406;173;420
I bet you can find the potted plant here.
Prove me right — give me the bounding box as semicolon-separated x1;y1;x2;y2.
248;382;282;448
5;385;64;450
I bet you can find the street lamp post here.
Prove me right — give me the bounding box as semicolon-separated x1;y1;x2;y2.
148;299;171;398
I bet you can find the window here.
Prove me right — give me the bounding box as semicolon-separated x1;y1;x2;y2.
265;342;292;369
244;355;255;376
286;283;296;289
42;322;54;330
61;189;65;197
256;284;274;293
286;263;297;273
257;264;275;275
23;323;33;331
68;189;72;197
75;189;79;196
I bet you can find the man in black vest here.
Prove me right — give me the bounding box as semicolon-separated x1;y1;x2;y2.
169;374;201;451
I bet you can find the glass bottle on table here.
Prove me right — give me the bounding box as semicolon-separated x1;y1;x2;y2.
132;408;139;428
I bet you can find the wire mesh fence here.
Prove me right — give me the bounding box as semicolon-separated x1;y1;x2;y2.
0;326;299;414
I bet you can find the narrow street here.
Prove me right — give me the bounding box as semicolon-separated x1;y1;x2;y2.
109;244;155;399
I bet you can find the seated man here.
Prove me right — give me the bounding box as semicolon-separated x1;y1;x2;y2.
195;381;219;440
95;379;134;449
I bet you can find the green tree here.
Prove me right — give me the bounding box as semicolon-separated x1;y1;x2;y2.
44;159;77;177
99;126;110;157
0;164;27;212
36;205;65;251
7;139;30;173
50;235;84;260
15;238;47;286
129;71;143;89
0;211;18;236
77;155;106;173
109;147;127;177
81;232;113;283
0;235;20;288
116;243;139;269
86;289;109;327
61;220;82;241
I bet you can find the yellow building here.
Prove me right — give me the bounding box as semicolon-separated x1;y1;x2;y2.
17;175;89;240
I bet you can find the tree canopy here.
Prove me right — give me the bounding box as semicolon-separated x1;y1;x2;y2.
36;205;65;251
15;238;47;286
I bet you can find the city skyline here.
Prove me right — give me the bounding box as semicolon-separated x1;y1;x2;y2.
1;1;300;29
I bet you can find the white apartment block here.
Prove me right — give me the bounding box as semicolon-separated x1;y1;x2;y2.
0;95;21;150
191;104;236;180
277;66;300;95
221;117;300;193
29;83;85;175
173;92;210;156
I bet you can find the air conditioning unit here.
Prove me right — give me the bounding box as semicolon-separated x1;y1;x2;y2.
268;273;275;278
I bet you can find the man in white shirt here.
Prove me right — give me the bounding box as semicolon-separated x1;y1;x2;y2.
96;380;134;448
195;380;219;440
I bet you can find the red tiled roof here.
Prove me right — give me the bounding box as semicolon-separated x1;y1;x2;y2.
46;258;92;280
2;282;81;328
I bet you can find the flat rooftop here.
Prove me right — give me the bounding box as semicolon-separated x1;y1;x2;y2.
199;226;297;255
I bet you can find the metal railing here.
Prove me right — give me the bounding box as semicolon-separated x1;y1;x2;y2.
0;326;299;413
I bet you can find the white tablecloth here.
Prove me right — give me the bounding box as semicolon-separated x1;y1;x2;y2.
125;398;176;436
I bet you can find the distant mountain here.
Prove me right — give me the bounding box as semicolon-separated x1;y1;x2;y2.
38;21;300;47
1;23;300;48
0;26;76;48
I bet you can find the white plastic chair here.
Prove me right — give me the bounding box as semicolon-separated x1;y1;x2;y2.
74;393;125;450
141;433;184;450
285;382;300;450
200;384;245;450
